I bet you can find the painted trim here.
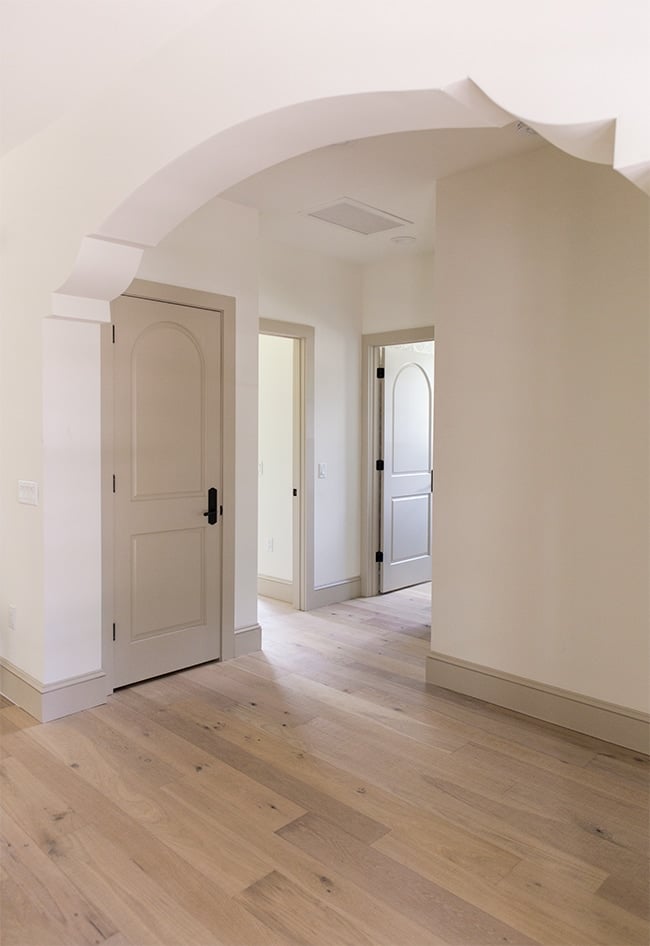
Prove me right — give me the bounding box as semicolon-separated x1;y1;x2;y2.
234;623;262;657
361;326;435;597
308;577;361;609
425;651;650;754
257;576;293;603
0;658;106;723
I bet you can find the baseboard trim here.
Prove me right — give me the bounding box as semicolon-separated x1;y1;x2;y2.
257;576;293;603
234;623;262;657
0;658;107;723
307;577;361;609
425;651;650;754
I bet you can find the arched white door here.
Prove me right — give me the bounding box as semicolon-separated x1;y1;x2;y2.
380;343;434;593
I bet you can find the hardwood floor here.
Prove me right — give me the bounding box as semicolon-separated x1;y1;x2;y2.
1;584;649;946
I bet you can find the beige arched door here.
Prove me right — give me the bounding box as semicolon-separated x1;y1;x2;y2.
112;292;222;687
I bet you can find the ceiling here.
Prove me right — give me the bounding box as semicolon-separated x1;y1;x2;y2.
0;0;222;155
1;1;545;263
222;124;547;263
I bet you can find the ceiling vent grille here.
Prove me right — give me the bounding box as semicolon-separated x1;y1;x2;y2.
307;198;412;235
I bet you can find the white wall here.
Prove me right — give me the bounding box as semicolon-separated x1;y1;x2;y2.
136;197;260;633
362;253;435;334
42;318;102;682
432;145;649;712
1;0;648;710
258;334;294;581
259;240;363;588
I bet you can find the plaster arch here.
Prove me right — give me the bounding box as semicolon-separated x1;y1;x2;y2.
53;76;645;319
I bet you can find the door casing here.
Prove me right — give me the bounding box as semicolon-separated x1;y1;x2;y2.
361;326;435;598
101;279;237;694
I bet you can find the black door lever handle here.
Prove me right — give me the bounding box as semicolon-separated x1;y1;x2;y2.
203;487;218;524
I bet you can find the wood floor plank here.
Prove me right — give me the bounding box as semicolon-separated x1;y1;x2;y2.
375;825;605;946
499;859;650;945
116;690;390;845
238;869;395;946
2;586;647;946
50;825;227;946
0;754;88;849
277;812;538;945
2;733;296;946
0;809;116;945
595;869;650;922
162;774;449;946
418;771;649;884
0;865;74;946
161;680;615;889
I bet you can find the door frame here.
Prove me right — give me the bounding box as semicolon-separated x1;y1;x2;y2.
101;279;237;694
258;318;314;611
361;325;435;598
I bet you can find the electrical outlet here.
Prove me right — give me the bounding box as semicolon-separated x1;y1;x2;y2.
266;537;274;552
8;606;16;631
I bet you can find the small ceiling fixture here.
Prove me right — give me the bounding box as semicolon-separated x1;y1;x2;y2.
306;197;412;235
390;235;416;245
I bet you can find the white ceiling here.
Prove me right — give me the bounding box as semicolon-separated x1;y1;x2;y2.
222;125;547;263
1;1;546;263
0;0;222;155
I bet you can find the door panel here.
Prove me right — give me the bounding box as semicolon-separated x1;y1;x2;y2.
112;294;222;687
380;343;433;593
132;323;205;497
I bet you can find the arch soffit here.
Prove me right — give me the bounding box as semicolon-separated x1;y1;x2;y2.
52;78;647;323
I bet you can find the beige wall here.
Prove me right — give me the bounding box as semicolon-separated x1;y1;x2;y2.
258;334;294;582
259;240;363;588
432;146;649;712
362;253;435;334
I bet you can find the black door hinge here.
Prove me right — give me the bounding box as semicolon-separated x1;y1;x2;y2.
112;474;116;493
375;551;384;563
292;488;298;496
112;325;115;344
376;366;385;379
112;622;116;641
376;459;384;471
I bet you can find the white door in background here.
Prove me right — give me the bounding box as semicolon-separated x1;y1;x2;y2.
380;342;434;593
112;293;222;687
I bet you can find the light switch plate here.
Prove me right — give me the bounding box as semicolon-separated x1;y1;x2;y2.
318;463;327;479
18;480;39;505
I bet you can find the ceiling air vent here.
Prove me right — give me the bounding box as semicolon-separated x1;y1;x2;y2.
307;198;412;235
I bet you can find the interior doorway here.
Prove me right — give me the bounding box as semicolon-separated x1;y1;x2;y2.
257;319;314;610
361;327;435;597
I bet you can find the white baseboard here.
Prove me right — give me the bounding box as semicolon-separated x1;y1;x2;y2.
307;577;361;609
425;651;650;754
234;623;262;657
257;576;293;603
0;658;106;723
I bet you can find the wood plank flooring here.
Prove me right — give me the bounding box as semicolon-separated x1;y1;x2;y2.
1;584;649;946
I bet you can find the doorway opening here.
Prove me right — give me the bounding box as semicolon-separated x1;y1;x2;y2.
257;319;314;610
361;327;435;598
